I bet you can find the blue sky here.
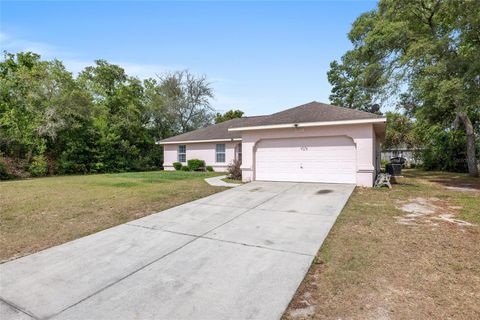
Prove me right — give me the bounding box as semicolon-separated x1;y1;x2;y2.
0;1;377;116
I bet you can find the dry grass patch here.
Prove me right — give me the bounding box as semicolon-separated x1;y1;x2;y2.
284;169;480;320
0;171;225;262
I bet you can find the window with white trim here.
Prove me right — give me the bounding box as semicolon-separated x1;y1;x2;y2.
216;144;226;163
178;145;186;163
236;143;242;163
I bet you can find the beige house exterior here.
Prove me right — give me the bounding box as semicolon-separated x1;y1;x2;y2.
160;102;386;187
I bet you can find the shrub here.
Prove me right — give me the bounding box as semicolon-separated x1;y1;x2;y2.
227;159;242;180
173;162;182;170
0;158;11;180
181;165;190;171
187;159;205;171
206;165;214;172
381;159;389;168
417;126;472;172
0;156;30;179
28;155;48;177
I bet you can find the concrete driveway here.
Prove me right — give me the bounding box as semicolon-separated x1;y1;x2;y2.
1;181;355;320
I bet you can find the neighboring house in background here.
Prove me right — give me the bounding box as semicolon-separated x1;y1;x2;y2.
382;146;423;165
160;102;387;187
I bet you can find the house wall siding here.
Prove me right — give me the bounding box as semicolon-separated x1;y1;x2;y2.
163;142;238;172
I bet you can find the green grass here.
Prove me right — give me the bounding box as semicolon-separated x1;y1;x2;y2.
0;171;225;262
221;177;243;184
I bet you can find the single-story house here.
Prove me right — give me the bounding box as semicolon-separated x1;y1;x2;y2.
160;101;387;187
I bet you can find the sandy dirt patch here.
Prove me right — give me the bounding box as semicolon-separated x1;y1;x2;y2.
396;197;475;227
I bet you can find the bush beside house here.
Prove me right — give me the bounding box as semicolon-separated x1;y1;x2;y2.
187;159;205;171
173;162;182;170
227;159;242;180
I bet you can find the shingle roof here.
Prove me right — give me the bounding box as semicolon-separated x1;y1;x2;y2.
159;116;267;143
229;101;382;128
160;101;383;143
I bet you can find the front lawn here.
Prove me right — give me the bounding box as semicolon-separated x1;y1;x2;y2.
0;171;225;262
284;169;480;319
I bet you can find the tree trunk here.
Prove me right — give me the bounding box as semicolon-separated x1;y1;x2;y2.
457;112;479;177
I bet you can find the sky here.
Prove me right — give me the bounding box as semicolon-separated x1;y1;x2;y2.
0;0;377;116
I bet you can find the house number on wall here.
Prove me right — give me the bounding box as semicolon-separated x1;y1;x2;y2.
300;146;308;151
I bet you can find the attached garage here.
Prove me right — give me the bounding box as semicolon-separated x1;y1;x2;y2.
161;102;387;187
255;136;356;184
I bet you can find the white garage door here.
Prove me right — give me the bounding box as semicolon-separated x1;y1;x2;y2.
255;136;356;184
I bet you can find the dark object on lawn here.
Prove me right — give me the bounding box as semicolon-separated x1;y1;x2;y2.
374;173;392;188
386;163;402;176
390;157;406;165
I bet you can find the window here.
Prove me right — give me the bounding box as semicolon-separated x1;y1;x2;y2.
236;143;242;163
216;144;226;163
178;145;186;163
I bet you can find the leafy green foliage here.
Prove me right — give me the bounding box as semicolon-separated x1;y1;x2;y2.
215;110;244;123
187;159;205;171
0;53;215;178
28;155;48;176
416;125;471;173
328;52;383;114
0;158;10;180
181;165;190;171
206;165;214;172
384;112;417;150
328;0;480;176
172;162;182;170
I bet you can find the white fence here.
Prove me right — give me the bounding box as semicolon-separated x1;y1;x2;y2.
381;148;423;165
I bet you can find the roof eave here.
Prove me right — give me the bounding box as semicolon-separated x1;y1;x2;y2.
228;118;387;132
158;138;242;145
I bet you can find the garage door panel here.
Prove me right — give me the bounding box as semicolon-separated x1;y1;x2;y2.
255;136;356;184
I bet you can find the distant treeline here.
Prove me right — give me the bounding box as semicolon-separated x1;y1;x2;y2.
0;52;216;178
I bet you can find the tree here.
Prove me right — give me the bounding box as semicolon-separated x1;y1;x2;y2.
0;52;92;166
1;52;216;178
78;60;153;171
384;112;417;150
327;0;480;177
215;109;244;123
143;78;176;141
327;51;383;114
157;70;214;133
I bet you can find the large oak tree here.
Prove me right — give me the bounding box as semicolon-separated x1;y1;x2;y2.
328;0;479;177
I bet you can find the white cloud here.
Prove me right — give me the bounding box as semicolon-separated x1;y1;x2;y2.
117;61;184;80
212;92;273;116
0;32;56;56
63;59;182;79
0;32;185;79
0;32;245;109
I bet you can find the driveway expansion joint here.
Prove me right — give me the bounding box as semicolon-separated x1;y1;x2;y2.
0;297;39;320
126;223;314;257
45;236;200;320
